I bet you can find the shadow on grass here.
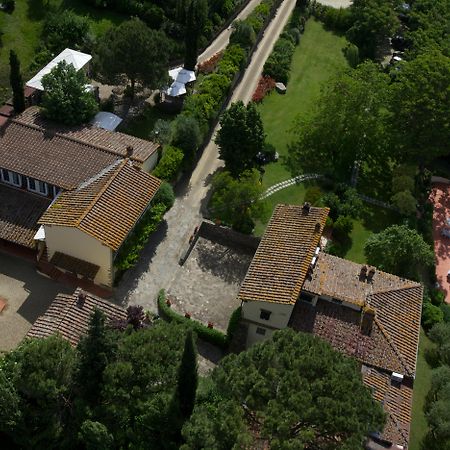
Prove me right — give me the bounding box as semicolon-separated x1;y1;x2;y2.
359;204;401;233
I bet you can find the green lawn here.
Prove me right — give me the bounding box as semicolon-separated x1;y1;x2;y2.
257;19;349;190
0;0;125;103
410;329;434;450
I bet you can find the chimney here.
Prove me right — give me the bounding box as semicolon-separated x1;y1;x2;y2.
314;222;321;233
361;305;375;336
360;265;367;281
302;202;311;214
126;145;134;158
367;267;376;282
77;289;87;307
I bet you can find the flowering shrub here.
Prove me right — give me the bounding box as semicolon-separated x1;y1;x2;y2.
197;51;223;74
252;75;276;103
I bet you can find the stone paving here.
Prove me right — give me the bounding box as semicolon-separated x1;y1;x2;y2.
167;237;253;332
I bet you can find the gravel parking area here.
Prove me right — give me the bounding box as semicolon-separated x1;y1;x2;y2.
167;237;253;332
0;252;71;352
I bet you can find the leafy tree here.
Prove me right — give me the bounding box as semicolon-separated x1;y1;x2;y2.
9;50;25;113
41;61;98;125
76;309;117;406
230;20;256;49
287;62;391;183
43;10;91;53
422;302;444;332
364;224;434;279
182;329;385;449
216;101;265;178
78;420;114;450
210;169;266;234
95;18;170;98
153;181;176;209
347;0;399;58
170;115;202;159
182;0;208;70
391;191;417;216
426;366;450;410
389;51;450;165
392;174;415;193
175;330;198;419
0;336;76;448
428;322;450;366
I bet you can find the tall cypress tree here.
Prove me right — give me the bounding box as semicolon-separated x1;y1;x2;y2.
183;0;207;70
9;50;25;114
176;329;198;419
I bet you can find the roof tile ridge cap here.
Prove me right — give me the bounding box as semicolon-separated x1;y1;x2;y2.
373;315;411;375
369;283;423;297
11;118;44;132
386;408;410;444
76;159;127;227
48;293;76;336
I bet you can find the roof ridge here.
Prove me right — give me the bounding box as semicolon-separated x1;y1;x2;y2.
374;316;411;375
387;409;410;444
76;160;127;227
369;283;422;297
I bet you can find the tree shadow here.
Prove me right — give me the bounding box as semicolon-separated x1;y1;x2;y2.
27;0;50;21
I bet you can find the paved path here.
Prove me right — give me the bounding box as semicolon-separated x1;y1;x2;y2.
198;0;263;64
318;0;352;7
116;0;298;309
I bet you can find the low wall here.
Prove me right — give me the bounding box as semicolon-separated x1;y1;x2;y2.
432;176;450;185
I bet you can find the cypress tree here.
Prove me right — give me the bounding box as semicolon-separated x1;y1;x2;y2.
9;50;25;114
176;329;198;419
183;0;207;70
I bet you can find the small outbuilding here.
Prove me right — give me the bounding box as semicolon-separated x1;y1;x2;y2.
90;111;123;131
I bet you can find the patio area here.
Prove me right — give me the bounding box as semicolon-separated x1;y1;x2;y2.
429;183;450;303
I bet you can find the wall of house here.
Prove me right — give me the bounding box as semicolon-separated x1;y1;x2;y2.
242;300;294;347
44;225;113;287
141;152;159;173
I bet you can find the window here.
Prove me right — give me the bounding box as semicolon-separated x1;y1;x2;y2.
256;327;266;336
27;178;48;196
52;186;60;198
1;169;22;187
260;309;272;321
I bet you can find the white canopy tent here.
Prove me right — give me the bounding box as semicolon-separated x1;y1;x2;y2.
90;112;123;131
165;66;196;97
26;48;92;91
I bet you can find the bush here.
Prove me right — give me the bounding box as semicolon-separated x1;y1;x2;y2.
252;75;276;103
325;241;345;257
312;4;352;33
157;290;228;349
2;0;15;13
391;191;417;216
263;37;295;84
422;301;444;331
197;51;223;75
289;27;301;45
304;186;323;206
392;174;415;193
153;182;175;209
152;146;184;182
217;44;247;79
344;43;359;68
226;306;242;344
230;20;256;49
170;116;202;159
333;216;353;242
441;303;450;323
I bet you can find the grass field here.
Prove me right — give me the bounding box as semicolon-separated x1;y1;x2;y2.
410;329;434;450
0;0;125;102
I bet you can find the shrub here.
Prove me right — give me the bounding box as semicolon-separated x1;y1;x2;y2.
198;73;231;104
217;44;247;79
344;43;359;68
325;241;345;257
422;302;444;331
391;191;417;216
252;75;276;103
197;51;223;74
226;306;242;344
304;186;323;206
157;290;228;349
392;174;415;193
170;116;202;159
333;215;353;242
152;146;184;182
263;37;295;84
153;182;175;209
289;27;301;45
230;20;256;49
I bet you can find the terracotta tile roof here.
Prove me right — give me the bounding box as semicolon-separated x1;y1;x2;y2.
302;253;422;377
238;204;329;304
363;366;412;448
16;107;159;163
0;184;50;248
27;287;126;346
50;251;100;280
39;160;161;251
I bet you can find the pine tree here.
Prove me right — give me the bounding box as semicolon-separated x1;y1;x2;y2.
9;50;25;114
176;330;198;419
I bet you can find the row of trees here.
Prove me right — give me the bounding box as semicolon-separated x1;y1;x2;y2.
0;316;385;449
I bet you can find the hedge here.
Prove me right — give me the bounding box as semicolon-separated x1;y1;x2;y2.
152;145;184;182
157;289;228;349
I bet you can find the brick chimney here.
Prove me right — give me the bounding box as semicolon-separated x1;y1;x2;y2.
367;267;376;282
77;290;87;307
361;305;375;336
302;202;311;214
126;145;134;158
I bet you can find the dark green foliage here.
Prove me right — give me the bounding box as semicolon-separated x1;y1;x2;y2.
176;330;198;419
170;115;202;159
43;10;91;53
0;336;76;448
157;290;228;348
217;44;246;79
263;37;295;84
391;191;417;216
9;50;25;114
153;182;176;209
333;215;353;241
78;420;114;450
226;306;242;343
95;18;170;98
153;146;185;182
364;225;434;280
344;43;360;68
182;329;386;449
312;4;353;33
422;302;444;332
41;61;98;125
76;309;117;405
183;0;208;70
320;187;363;221
230;20;256;49
428;322;450;366
304;186;323;206
210;169;266;234
216;101;265;177
392;174;415;193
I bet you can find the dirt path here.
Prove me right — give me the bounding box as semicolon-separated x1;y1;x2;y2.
318;0;352;7
116;0;298;309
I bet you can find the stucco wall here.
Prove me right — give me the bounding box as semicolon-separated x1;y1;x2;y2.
141;151;159;173
246;322;277;347
44;225;113;286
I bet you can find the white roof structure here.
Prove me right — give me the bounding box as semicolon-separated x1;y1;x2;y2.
90;112;123;131
165;66;196;97
26;48;92;91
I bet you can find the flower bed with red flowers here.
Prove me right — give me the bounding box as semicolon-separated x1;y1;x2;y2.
197;51;224;74
252;75;276;103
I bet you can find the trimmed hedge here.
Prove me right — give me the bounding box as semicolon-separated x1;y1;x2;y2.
152;145;184;182
226;306;242;342
157;290;228;349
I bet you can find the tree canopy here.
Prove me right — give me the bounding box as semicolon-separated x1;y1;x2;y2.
41;60;98;125
95;18;170;98
182;329;385;449
182;0;208;70
364;224;434;280
216;101;265;178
